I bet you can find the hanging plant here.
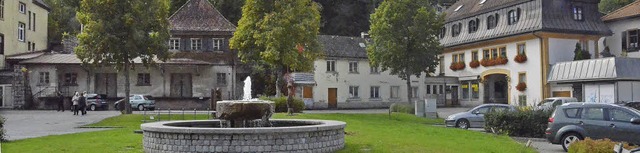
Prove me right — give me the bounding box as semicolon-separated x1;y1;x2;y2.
495;56;508;65
450;63;457;71
514;54;528;63
516;82;527;91
449;62;466;71
469;60;480;68
481;58;494;67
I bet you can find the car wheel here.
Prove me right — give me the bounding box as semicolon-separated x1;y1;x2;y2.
561;132;583;152
138;104;145;111
456;119;470;129
90;105;97;111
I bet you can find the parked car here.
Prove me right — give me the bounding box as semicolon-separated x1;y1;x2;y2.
536;97;579;111
85;94;108;111
545;102;640;151
114;95;155;111
619;101;640;111
445;104;517;129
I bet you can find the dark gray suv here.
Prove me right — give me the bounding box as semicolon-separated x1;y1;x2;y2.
545;102;640;151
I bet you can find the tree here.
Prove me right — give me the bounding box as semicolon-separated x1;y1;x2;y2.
45;0;82;42
230;0;321;114
573;43;592;61
599;0;635;14
76;0;171;114
367;0;444;102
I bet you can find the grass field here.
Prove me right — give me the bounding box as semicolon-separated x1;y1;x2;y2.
1;113;535;153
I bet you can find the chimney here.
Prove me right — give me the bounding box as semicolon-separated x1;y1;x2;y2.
360;32;370;39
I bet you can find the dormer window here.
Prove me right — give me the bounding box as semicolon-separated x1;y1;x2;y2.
468;18;479;33
440;27;446;38
454;5;463;12
508;8;521;25
572;6;583;21
487;14;499;29
191;38;202;50
451;23;461;37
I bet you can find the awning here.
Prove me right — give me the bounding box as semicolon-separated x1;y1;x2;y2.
548;57;640;83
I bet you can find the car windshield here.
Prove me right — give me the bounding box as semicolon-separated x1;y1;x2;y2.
626;106;640;114
144;96;154;100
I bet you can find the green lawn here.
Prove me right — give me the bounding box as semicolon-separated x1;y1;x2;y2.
1;113;535;153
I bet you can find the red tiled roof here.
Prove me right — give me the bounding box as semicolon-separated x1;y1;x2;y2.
169;0;236;32
602;0;640;22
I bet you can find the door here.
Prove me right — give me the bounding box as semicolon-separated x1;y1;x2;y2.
451;86;459;106
607;108;640;143
328;88;337;109
468;106;490;128
553;91;571;97
95;73;117;98
580;107;610;139
170;73;192;97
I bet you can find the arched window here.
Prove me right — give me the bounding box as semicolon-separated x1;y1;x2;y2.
487;13;499;29
452;23;462;37
508;8;521;25
468;18;479;33
440;27;446;38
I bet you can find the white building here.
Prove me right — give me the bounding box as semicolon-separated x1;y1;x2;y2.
437;0;611;106
601;0;640;57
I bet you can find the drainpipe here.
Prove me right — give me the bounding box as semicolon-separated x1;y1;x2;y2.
533;31;546;103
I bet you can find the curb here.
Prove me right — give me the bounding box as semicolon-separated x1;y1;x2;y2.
510;136;547;143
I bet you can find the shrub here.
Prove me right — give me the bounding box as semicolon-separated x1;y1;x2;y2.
568;138;637;153
389;103;415;114
484;109;552;138
259;96;305;113
0;115;5;142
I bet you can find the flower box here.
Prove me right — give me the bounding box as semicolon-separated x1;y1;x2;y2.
469;60;480;68
516;82;527;91
514;54;527;63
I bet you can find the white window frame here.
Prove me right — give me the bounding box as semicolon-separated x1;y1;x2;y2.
390;86;400;99
326;60;336;72
212;38;224;51
349;61;358;73
169;38;180;50
39;72;49;85
573;6;583;21
370;86;380;99
190;38;202;51
18;2;25;14
18;22;25;42
349;86;359;98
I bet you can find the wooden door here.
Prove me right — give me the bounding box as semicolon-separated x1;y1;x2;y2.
328;88;337;109
95;73;117;98
553;91;571;97
303;86;313;98
171;73;192;97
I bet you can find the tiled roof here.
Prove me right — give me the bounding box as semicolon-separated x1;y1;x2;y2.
33;0;51;11
6;51;45;61
169;0;236;32
443;0;529;23
601;0;640;22
318;35;368;59
20;54;213;65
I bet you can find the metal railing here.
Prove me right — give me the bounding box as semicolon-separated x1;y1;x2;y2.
141;108;217;123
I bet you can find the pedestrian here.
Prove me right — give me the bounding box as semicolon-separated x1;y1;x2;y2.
56;91;65;112
79;92;87;115
72;92;79;115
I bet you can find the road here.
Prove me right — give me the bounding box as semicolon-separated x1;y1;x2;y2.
0;110;120;140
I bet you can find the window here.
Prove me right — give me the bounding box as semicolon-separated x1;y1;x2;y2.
326;60;336;72
473;107;490;114
349;61;358;73
508;8;521;25
572;6;583;21
582;108;604;120
39;72;49;84
517;43;526;55
411;86;418;98
349;86;359;98
0;0;4;19
426;85;431;94
137;73;151;86
31;42;35;51
370;66;379;74
390;86;400;98
483;49;490;59
439;27;446;38
472;51;478;61
452;53;464;63
190;38;202;50
491;48;498;59
169;38;180;50
518;95;526;106
468;18;479;33
18;22;25;41
487;14;499;29
439;85;444;94
217;73;227;85
609;109;635;122
461;81;479;100
28;11;31;30
19;2;25;14
452;54;458;63
32;13;35;31
499;47;507;58
452;23;461;37
212;38;224;51
27;41;31;51
64;73;78;86
623;29;639;52
439;56;444;74
0;34;4;55
370;86;380;98
564;108;582;118
519;73;526;83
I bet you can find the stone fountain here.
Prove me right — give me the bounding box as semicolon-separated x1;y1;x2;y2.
141;76;346;153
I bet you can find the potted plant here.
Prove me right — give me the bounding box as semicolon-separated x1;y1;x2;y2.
516;82;527;91
514;54;527;63
450;63;458;71
496;56;508;65
481;58;494;67
469;60;480;68
455;62;466;70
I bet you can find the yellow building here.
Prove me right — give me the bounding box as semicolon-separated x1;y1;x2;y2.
0;0;50;69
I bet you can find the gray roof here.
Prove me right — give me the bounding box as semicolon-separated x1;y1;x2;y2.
318;35;368;59
33;0;51;11
440;0;611;47
20;54;213;65
169;0;236;33
548;57;640;83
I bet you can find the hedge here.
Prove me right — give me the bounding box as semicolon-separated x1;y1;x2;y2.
484;109;552;138
389;103;415;114
0;115;5;142
568;138;637;153
259;96;305;113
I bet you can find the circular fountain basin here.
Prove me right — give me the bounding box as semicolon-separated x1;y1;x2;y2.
141;119;346;153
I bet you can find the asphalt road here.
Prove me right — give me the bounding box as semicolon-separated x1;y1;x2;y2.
0;110;120;140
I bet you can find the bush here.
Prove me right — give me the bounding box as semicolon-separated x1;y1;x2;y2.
0;115;5;142
568;138;637;153
484;109;552;138
259;96;305;113
389;103;415;114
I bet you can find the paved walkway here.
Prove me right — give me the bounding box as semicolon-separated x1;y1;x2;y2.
0;110;120;140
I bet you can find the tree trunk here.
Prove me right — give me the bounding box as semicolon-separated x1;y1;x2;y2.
405;74;412;105
123;59;132;114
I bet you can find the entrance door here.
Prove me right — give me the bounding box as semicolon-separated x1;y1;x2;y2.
95;73;117;98
170;73;192;97
328;88;337;109
451;86;459;106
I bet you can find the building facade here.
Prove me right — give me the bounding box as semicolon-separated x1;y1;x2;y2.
0;0;49;69
437;0;610;106
601;0;640;57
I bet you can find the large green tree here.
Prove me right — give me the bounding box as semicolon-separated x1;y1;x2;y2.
45;0;82;42
599;0;635;14
76;0;171;114
367;0;443;102
230;0;321;114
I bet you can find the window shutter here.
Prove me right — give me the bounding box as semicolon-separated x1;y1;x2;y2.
622;31;627;51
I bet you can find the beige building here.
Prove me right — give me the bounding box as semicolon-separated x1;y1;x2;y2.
0;0;50;69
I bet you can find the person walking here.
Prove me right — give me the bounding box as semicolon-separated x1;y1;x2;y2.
72;92;79;115
79;92;87;115
56;91;65;112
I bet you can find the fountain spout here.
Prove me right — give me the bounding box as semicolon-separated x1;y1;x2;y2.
243;76;252;100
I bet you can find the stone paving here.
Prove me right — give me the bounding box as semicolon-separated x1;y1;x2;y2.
0;110;120;140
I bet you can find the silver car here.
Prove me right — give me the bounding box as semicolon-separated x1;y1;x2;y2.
114;94;155;111
445;104;517;129
536;97;579;111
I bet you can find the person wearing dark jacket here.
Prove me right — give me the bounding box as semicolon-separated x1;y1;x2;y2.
79;92;87;115
56;91;65;112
